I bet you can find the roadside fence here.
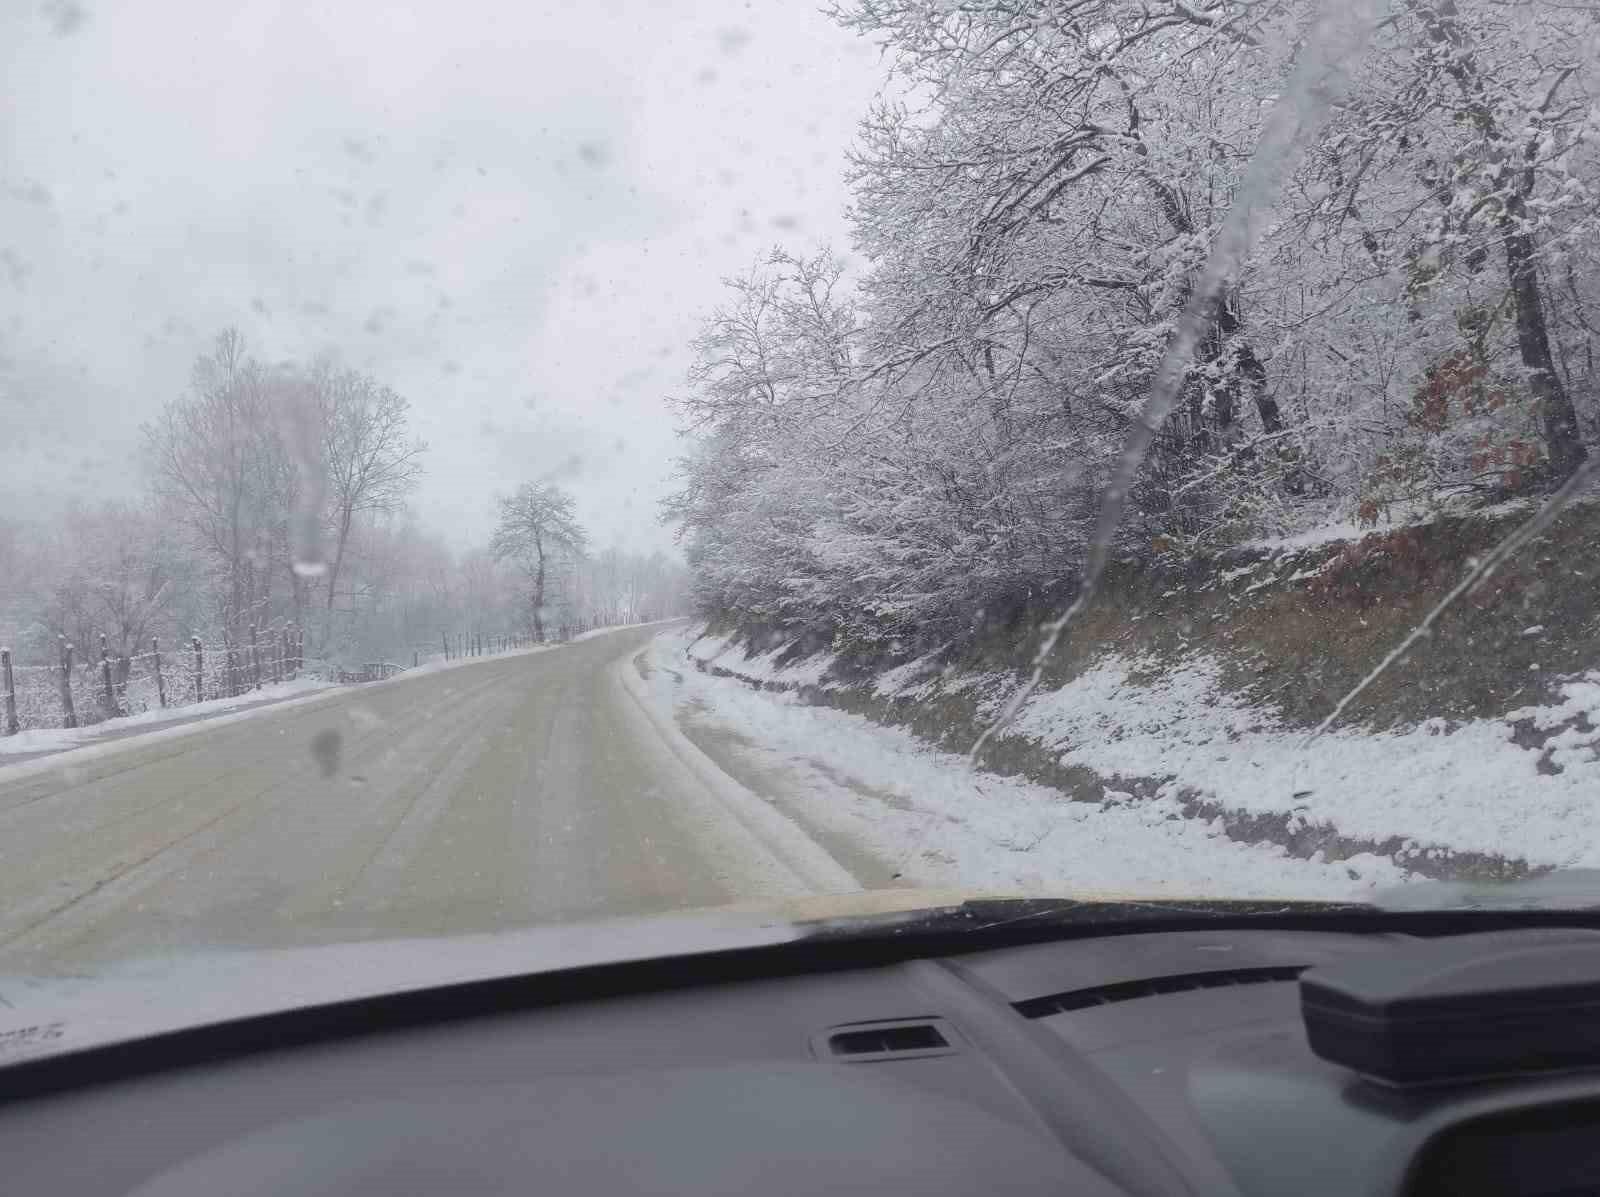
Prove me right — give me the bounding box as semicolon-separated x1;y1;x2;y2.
3;616;656;738
429;620;597;665
1;622;309;737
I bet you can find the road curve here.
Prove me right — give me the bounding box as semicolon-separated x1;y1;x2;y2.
0;627;849;975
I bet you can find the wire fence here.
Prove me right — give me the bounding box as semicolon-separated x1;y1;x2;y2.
1;625;314;736
1;617;619;737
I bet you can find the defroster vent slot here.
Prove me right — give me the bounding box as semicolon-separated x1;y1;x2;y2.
1015;966;1305;1019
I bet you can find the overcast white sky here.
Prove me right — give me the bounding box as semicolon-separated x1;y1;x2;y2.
0;0;886;553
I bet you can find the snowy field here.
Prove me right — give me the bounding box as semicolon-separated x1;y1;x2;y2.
663;624;1600;889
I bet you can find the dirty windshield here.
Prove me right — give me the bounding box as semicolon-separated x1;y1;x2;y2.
1;0;1598;997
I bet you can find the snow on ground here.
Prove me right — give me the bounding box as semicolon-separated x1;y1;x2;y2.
0;640;569;763
0;632;649;767
403;642;553;677
574;619;683;643
0;676;335;758
1241;519;1391;554
669;624;1600;876
1238;494;1542;554
688;631;837;686
646;627;1407;900
1006;655;1600;870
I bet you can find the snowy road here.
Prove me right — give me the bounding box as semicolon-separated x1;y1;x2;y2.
0;626;852;975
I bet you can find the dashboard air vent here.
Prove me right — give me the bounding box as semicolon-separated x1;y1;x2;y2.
1015;966;1305;1019
816;1018;960;1061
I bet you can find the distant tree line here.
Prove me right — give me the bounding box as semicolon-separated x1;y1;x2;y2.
1;329;690;681
668;0;1599;647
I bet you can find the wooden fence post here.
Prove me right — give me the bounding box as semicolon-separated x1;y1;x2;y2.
58;638;77;729
192;636;203;703
152;637;166;709
2;648;17;736
100;633;118;717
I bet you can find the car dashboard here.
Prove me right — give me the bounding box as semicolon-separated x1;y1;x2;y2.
3;919;1599;1196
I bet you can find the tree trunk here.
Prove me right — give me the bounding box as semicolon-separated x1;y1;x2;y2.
1503;208;1588;479
1413;0;1589;480
531;535;547;643
1141;149;1283;448
325;508;353;613
1211;296;1282;436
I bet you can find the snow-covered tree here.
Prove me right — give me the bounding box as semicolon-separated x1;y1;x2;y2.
490;482;589;641
667;0;1600;647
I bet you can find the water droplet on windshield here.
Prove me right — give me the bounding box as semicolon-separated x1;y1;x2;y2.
310;729;342;778
40;0;87;36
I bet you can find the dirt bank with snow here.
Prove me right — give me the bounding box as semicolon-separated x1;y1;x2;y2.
686;500;1600;882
